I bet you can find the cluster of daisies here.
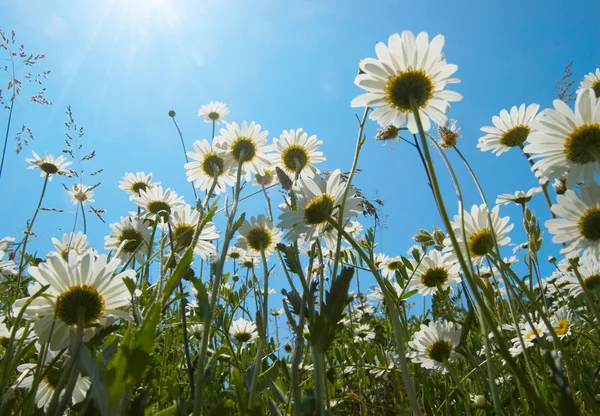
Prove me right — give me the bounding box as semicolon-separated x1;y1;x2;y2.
1;27;599;413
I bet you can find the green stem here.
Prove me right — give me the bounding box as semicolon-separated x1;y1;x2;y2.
409;99;552;415
171;114;198;200
326;217;422;416
14;173;49;300
80;201;87;234
193;160;244;415
247;249;270;408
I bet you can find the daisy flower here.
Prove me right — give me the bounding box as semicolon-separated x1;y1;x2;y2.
353;324;375;343
278;170;362;243
240;256;259;269
351;31;462;134
408;250;461;296
379;256;405;280
118;172;160;200
104;216;153;264
546;181;600;258
370;353;395;378
270;128;325;180
270;308;285;317
511;320;546;350
185;139;235;194
189;323;204;337
550;306;574;339
561;254;600;298
579;68;600;98
26;151;72;179
198;101;229;124
229;318;258;343
227;247;245;262
236;214;282;257
170;204;219;259
134;185;184;222
0;250;16;278
445;204;514;265
438;119;461;149
0;236;14;252
496;187;542;206
408;320;461;373
477;104;539;156
523;89;600;188
52;232;91;260
215;121;271;181
16;348;91;410
67;183;94;206
254;168;278;187
13;251;134;351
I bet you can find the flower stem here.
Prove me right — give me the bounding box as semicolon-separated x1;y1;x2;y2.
326;217;422;416
14;173;49;300
247;249;271;408
171;114;198;200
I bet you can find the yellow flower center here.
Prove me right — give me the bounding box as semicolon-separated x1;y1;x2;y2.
421;267;449;288
555;319;570;336
174;224;195;248
55;285;105;326
500;125;530;147
282;145;309;173
525;328;542;341
231;137;257;163
118;228;145;253
385;69;434;111
564;124;600;165
234;331;252;343
583;274;600;290
578;207;600;241
208;111;220;120
303;194;335;226
246;227;272;252
467;228;495;257
147;201;171;221
201;153;224;178
593;81;600;99
426;340;452;362
39;162;59;174
131;182;149;194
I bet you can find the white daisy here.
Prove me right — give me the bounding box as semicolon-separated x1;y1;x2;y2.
254;168;278;187
229;318;258;343
227;247;245;262
67;183;95;206
408;250;461;296
561;254;600;298
236;214;282;257
26;151;72;180
278;170;362;243
379;256;405;280
445;204;514;265
134;185;184;222
351;31;462;134
550;306;574;339
198;101;229;124
496;187;542;206
104;216;153;264
545;181;600;258
215;121;271;181
13;251;134;351
270;128;325;180
0;236;15;251
118;172;160;200
185;139;235;194
170;204;219;259
370;353;395;378
189;323;204;337
0;250;16;278
240;256;260;269
51;232;91;260
16;348;91;410
408;320;461;373
477;104;539;156
523;89;600;188
353;324;375;343
579;68;600;98
511;320;546;350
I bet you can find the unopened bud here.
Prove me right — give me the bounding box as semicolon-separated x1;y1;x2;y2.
552;175;567;195
168;109;176;117
375;125;400;142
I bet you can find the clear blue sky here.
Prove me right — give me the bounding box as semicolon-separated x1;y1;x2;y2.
1;0;598;309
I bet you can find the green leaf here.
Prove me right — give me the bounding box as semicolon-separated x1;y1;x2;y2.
309;267;354;351
276;243;302;275
192;278;210;321
162;247;193;303
266;397;282;416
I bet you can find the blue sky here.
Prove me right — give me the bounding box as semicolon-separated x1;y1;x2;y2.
1;0;598;310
